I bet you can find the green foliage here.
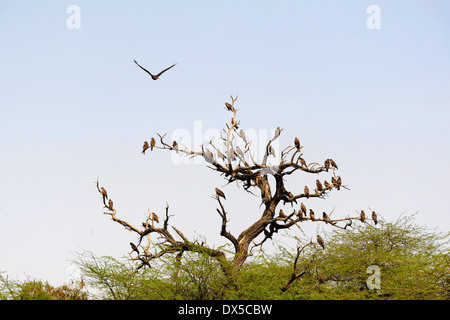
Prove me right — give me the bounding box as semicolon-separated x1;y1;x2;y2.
1;214;448;300
0;273;87;300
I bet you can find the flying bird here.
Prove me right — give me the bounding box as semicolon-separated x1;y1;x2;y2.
133;59;176;80
142;141;149;154
304;186;310;198
360;210;366;222
215;187;226;200
130;242;139;255
294;137;300;150
309;209;315;221
372;211;378;225
317;235;325;249
316;180;323;191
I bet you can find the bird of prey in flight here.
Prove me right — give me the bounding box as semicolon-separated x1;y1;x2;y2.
133;59;176;80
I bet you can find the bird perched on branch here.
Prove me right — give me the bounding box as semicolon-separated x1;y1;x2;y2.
299;157;307;167
360;210;366;222
173;141;179;153
324;159;330;171
324;180;331;189
304;186;310;199
107;199;114;211
294;137;300;150
142;141;149;154
372;211;378;225
268;145;276;157
225;102;234;112
134;60;176;80
100;187;108;201
130;242;139;255
150;138;156;151
329;159;338;169
215;187;226;200
309;209;315;221
279;209;287;219
151;212;159;224
322;212;329;222
317;235;325;249
274;127;281;139
316;180;323;192
300;203;307;216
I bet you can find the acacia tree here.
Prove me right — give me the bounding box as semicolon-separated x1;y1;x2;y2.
96;96;373;288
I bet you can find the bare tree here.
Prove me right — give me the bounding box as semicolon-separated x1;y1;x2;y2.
96;96;375;288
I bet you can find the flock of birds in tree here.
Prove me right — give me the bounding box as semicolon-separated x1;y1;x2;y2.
97;59;380;270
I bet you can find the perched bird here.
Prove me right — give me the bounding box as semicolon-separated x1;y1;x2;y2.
297;208;303;219
329;159;338;169
100;187;108;201
268;145;276;157
317;235;325;249
294;137;300;150
324;180;331;189
238;129;246;140
151;212;159;224
150;137;156;151
142;141;149;154
274;127;281;138
236;146;245;158
107;199;114;211
316;180;323;192
300;202;307;216
279;209;287;219
331;176;337;186
133;60;176;80
372;211;378;225
299;157;307;167
324;159;330;171
309;209;315;221
130;242;139;255
173;141;179;153
217;149;226;161
304;186;310;199
204;148;215;164
225;102;234;112
360;210;366;222
322;212;329;222
215;187;226;200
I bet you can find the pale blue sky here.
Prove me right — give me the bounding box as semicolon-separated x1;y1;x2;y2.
0;1;449;286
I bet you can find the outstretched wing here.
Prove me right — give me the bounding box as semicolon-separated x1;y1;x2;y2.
134;59;154;77
155;63;176;77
